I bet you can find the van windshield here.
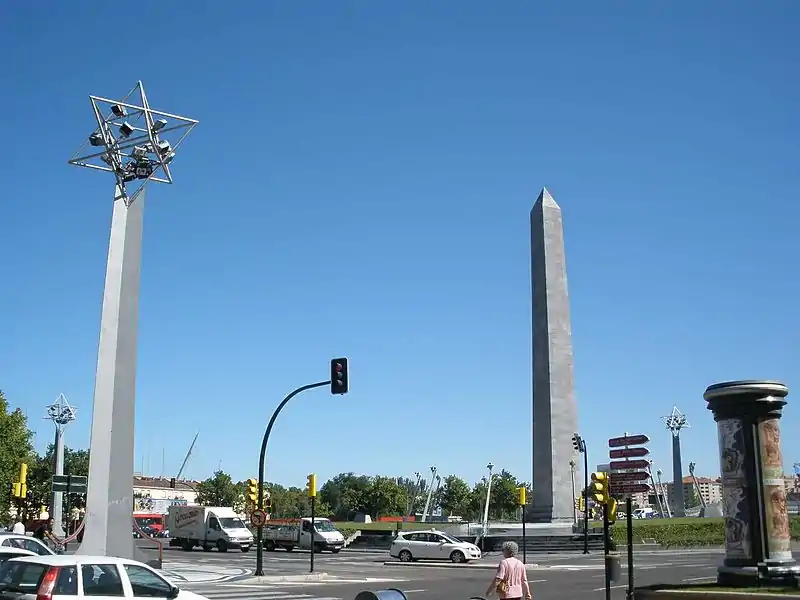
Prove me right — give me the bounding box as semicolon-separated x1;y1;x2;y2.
314;521;337;533
220;517;247;529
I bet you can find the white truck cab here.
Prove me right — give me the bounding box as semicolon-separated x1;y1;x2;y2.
263;517;345;553
167;506;253;552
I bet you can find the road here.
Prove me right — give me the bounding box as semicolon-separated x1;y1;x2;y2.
163;548;724;600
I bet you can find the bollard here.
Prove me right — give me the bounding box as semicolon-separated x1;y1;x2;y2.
605;552;621;583
354;589;408;600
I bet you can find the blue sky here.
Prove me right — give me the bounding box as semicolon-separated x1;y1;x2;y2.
1;1;798;490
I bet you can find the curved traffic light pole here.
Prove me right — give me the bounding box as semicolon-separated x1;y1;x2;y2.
255;380;331;577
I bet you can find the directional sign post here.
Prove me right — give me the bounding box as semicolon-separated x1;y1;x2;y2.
608;433;652;600
52;475;87;494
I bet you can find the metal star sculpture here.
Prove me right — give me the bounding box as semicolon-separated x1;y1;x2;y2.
45;393;77;428
68;81;198;206
662;405;690;436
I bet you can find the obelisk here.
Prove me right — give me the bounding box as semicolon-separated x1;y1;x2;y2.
530;187;580;523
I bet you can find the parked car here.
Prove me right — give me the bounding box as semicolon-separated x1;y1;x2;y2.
390;529;481;563
0;554;208;599
0;534;54;556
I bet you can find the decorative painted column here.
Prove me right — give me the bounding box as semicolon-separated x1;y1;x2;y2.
704;380;800;586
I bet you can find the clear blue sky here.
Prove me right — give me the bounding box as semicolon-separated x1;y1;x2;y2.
2;1;798;490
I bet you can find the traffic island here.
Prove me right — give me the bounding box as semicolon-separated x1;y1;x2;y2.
635;583;800;599
382;561;538;569
230;573;329;583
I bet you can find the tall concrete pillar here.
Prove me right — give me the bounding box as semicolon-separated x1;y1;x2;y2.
529;187;580;523
705;380;800;587
671;434;686;517
52;428;65;537
77;187;144;560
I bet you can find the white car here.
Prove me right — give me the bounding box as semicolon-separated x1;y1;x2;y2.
0;549;35;565
0;535;54;556
0;554;208;599
390;529;482;563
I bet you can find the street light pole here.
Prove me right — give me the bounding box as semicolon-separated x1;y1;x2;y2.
482;462;495;537
569;459;577;525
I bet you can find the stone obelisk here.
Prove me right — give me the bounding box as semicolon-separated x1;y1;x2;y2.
78;187;148;562
529;187;580;523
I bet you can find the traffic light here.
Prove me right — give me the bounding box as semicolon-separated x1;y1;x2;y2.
575;496;585;513
516;487;527;506
12;483;20;498
590;472;610;504
246;479;258;506
169;478;176;489
263;496;272;512
307;473;317;498
572;433;581;452
19;463;27;488
608;497;618;523
330;358;349;395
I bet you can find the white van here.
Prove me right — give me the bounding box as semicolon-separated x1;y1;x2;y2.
167;506;253;552
632;508;655;520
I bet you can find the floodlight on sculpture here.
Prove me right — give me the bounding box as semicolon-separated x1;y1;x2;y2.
46;393;77;429
68;81;198;205
662;406;690;437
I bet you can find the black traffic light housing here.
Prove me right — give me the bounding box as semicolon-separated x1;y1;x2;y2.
330;358;349;395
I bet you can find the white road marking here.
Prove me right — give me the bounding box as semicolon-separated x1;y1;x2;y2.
682;576;716;583
592;585;626;592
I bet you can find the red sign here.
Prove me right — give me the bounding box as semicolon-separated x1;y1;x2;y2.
608;434;650;448
610;483;650;494
609;447;650;459
250;509;267;527
609;471;649;482
609;459;650;471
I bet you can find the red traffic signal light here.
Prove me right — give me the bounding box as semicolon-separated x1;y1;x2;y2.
330;358;349;395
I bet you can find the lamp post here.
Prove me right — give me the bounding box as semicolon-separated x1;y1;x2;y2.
45;395;77;538
68;82;197;561
482;462;495;537
569;459;577;525
421;466;437;522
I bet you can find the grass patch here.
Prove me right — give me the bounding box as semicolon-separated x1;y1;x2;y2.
611;516;800;548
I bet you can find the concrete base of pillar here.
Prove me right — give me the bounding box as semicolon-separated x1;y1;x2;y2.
718;564;800;588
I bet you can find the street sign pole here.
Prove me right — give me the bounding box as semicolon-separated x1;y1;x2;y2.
626;496;634;600
310;495;316;574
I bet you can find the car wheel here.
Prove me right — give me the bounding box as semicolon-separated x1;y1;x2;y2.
450;550;466;563
217;539;228;553
332;548;341;554
241;546;250;553
264;540;276;552
399;550;413;562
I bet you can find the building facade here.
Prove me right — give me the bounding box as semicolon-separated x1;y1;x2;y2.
133;476;199;513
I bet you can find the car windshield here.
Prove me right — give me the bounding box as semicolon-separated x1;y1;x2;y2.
440;533;462;543
314;521;337;533
220;517;247;529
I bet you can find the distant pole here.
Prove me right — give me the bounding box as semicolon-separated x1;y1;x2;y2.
310;495;316;574
482;463;495;536
569;460;577;525
582;440;589;554
45;395;76;538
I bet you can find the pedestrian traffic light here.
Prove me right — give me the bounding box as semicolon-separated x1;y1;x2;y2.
330;358;349;395
590;472;610;504
516;487;527;506
246;478;258;505
263;497;272;512
12;483;20;498
169;477;176;489
307;473;317;498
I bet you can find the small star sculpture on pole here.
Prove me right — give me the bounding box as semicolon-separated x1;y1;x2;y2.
662;405;690;437
68;81;198;205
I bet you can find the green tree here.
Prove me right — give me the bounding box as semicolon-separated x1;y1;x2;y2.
686;487;701;508
365;476;406;518
0;391;34;519
196;471;241;509
26;445;90;514
320;473;373;520
439;475;471;517
490;470;523;519
266;483;331;518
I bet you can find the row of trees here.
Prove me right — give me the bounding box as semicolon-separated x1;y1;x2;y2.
2;390;530;523
0;390;90;520
194;469;531;522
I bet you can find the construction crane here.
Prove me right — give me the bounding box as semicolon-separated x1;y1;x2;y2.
174;432;199;483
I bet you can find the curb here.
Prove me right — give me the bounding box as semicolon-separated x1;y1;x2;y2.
229;573;329;583
383;562;538;570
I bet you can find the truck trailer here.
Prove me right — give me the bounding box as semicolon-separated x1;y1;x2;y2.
263;517;345;553
167;505;253;552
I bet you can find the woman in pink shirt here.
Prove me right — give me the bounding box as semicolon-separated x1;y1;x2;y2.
485;541;531;600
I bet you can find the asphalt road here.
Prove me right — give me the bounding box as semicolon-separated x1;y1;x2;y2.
166;548;724;600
